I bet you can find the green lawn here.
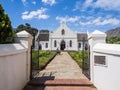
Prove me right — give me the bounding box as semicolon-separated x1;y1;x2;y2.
68;51;88;68
32;50;56;70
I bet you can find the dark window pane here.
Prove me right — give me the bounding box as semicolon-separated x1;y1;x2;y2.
94;56;106;65
61;29;65;35
78;43;81;48
70;40;72;47
54;40;57;47
45;43;48;48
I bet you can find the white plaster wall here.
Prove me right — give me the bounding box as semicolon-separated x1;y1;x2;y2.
0;48;27;90
50;38;77;51
88;30;106;82
78;41;88;51
52;23;77;38
93;52;120;90
39;41;50;50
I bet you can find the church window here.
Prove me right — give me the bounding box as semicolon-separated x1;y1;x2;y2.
61;29;65;35
78;43;81;48
45;43;48;48
70;40;72;47
54;40;57;47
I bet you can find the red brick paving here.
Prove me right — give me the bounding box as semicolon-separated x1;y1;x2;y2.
46;86;96;90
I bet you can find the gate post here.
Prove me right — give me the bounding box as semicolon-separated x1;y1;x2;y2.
88;30;106;82
14;31;33;81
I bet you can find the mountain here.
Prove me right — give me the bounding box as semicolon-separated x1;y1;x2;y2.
106;27;120;37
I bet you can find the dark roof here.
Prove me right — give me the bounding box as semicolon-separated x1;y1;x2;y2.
77;33;88;41
40;30;49;33
37;33;49;41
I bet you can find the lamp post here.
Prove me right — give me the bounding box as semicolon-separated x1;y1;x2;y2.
82;37;85;72
38;38;40;69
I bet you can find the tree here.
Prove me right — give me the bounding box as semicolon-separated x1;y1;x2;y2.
106;37;120;44
0;4;13;43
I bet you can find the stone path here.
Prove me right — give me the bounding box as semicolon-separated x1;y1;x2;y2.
36;52;87;79
24;52;97;90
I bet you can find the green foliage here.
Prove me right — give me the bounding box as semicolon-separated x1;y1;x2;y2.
15;23;38;37
32;50;56;69
0;4;14;43
106;37;120;44
69;51;88;68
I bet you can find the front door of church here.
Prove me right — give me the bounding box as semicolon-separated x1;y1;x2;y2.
60;40;66;50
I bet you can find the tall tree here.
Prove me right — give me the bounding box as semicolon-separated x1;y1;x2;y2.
0;4;13;43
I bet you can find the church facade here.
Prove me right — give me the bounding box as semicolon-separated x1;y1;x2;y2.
35;23;88;51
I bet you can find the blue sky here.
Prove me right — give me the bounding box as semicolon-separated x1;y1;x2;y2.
1;0;120;33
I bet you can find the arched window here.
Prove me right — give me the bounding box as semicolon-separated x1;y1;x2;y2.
69;40;72;47
78;43;81;48
45;43;48;48
61;29;65;35
54;40;57;47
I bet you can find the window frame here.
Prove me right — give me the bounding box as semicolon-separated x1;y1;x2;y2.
45;43;48;48
54;40;57;47
69;40;72;47
61;29;65;35
94;55;107;67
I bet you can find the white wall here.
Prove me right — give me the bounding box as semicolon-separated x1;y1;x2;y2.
93;52;120;90
50;23;77;51
39;41;50;50
89;30;120;90
0;44;28;90
0;31;33;90
50;38;77;51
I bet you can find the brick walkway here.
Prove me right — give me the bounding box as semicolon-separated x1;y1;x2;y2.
24;52;97;90
36;52;87;79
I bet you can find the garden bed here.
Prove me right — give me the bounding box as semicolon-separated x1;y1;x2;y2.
32;50;56;70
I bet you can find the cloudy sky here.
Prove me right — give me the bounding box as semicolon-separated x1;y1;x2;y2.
1;0;120;32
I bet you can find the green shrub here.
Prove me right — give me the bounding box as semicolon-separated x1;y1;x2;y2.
32;50;56;69
68;51;88;68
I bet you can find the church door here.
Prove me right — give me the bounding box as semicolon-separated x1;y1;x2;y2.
60;40;66;50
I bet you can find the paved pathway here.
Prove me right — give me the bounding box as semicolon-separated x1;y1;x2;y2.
36;52;87;79
24;52;97;90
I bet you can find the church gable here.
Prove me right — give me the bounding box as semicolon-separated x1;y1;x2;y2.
52;22;77;38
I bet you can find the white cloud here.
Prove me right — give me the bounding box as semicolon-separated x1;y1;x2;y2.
73;1;82;11
21;8;49;20
22;11;28;15
42;0;56;6
56;16;80;23
94;0;120;11
73;0;120;11
83;0;93;9
80;17;120;26
32;1;36;5
21;0;27;6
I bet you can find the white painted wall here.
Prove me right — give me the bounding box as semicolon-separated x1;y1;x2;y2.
50;23;78;51
39;41;50;50
93;43;120;90
88;30;106;82
0;44;28;90
89;30;120;90
50;38;77;51
0;31;33;90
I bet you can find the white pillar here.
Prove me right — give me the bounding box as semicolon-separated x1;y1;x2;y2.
88;30;106;82
14;31;33;81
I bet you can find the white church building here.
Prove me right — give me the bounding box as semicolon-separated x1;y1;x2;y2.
35;22;88;51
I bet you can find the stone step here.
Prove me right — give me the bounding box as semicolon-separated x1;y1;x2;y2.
45;86;97;90
23;85;97;90
28;78;93;86
24;78;97;90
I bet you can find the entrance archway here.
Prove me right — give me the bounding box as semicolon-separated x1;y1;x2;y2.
60;40;66;50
